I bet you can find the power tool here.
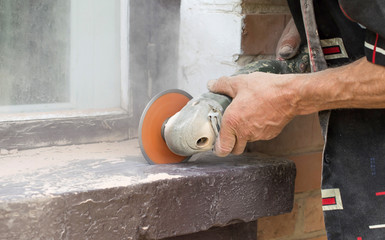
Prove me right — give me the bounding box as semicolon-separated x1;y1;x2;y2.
139;51;309;164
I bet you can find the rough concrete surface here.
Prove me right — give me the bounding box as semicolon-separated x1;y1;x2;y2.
0;140;295;240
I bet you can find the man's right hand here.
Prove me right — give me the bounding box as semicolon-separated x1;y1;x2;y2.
207;73;298;157
205;18;302;157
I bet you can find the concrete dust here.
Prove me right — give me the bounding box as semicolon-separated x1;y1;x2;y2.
0;140;142;177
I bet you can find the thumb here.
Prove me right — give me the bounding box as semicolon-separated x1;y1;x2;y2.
207;76;237;98
213;118;236;157
276;18;301;60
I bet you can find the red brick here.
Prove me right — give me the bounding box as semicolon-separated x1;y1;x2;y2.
242;14;291;55
242;0;288;3
289;152;323;193
309;236;328;240
241;0;290;14
247;113;324;157
304;192;325;233
257;202;298;240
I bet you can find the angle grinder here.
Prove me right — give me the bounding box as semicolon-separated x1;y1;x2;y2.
138;51;309;164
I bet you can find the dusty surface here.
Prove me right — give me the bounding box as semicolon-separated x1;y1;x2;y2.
0;140;146;200
0;140;141;175
0;140;296;239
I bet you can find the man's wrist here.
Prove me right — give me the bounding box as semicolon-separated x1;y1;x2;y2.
278;73;318;116
285;71;336;116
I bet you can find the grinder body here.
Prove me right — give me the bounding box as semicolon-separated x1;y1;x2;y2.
163;92;231;156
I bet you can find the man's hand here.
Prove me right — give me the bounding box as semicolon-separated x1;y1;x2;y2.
207;73;297;157
276;18;301;60
206;18;302;157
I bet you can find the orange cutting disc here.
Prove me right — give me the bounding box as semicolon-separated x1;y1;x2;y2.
139;89;192;164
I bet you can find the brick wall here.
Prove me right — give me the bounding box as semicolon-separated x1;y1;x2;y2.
240;1;327;239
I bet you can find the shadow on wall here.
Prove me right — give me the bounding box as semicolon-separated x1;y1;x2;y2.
129;0;181;129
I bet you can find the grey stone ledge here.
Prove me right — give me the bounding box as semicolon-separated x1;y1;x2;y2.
0;140;296;240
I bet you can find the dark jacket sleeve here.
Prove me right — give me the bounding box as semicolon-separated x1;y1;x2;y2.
339;0;385;65
339;0;385;38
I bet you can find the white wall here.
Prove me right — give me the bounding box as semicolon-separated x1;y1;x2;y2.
178;0;243;97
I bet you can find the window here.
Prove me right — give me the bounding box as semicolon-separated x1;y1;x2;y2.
0;0;182;150
0;0;129;149
0;0;122;113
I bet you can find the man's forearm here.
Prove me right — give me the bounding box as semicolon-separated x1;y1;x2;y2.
290;57;385;115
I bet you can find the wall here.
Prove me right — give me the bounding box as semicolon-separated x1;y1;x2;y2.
178;0;243;97
129;0;182;128
177;0;327;239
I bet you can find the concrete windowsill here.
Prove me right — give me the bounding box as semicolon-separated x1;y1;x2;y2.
0;140;295;240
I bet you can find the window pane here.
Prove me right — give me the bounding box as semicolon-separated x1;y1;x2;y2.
0;0;70;106
0;0;121;113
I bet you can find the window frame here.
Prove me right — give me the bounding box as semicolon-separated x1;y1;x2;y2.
0;0;183;151
0;0;133;151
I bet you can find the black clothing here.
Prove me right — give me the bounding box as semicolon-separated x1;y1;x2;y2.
339;0;385;38
288;0;385;66
286;0;385;239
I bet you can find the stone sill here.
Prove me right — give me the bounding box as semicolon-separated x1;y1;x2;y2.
0;140;296;240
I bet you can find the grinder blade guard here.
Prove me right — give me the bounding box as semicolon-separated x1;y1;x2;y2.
139;89;230;164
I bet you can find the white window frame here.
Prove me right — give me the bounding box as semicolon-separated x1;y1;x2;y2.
0;0;133;150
